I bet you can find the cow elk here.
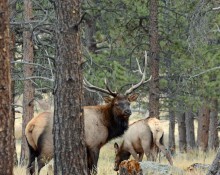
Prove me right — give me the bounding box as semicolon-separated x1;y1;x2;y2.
114;118;173;171
25;53;151;174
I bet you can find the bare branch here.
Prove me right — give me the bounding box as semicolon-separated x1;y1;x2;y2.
13;76;54;82
213;6;220;10
189;66;220;79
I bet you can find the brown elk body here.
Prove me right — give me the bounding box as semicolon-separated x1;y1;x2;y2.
25;94;138;174
25;52;150;174
114;118;173;171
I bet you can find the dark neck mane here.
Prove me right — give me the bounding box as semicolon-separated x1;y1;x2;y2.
105;105;129;142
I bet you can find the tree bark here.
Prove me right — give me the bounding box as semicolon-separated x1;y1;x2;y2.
208;99;219;150
0;0;15;173
20;0;35;164
168;109;175;154
185;109;196;151
177;112;187;152
84;14;97;53
9;0;18;166
53;0;88;174
197;103;210;152
148;0;160;118
206;147;220;175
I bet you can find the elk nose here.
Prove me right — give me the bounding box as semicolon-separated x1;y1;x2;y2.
114;167;119;171
124;109;131;116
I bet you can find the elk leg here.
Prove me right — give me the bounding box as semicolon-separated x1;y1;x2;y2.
141;139;151;161
156;144;173;165
87;148;100;174
128;148;139;161
138;153;144;161
91;148;100;174
37;156;46;174
26;138;38;175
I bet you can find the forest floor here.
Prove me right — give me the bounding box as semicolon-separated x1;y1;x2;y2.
14;110;217;175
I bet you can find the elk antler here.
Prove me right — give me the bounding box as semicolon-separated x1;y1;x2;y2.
83;78;118;97
124;51;152;95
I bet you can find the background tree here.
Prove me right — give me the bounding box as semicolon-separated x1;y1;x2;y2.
20;0;35;164
148;0;160;118
0;0;15;173
53;0;88;174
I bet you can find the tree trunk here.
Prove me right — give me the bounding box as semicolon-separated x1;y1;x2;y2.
53;0;88;174
197;103;210;152
20;0;34;165
208;99;219;150
10;29;18;166
84;89;100;106
185;109;196;151
84;14;97;53
9;0;18;165
148;0;160;118
177;112;186;152
206;147;220;175
0;0;15;173
168;109;175;154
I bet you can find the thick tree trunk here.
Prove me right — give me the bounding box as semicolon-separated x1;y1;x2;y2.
20;0;34;164
148;0;160;118
197;103;210;152
206;147;220;175
54;0;88;174
0;0;15;173
185;109;196;151
177;112;186;152
168;109;175;154
208;99;219;150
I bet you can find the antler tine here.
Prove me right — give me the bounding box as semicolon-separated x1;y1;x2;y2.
125;51;151;95
83;78;112;96
104;79;118;97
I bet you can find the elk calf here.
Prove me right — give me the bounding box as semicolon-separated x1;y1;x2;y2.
114;118;173;171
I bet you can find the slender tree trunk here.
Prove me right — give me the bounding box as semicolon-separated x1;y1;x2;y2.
20;0;34;165
53;0;88;174
10;29;18;166
206;147;220;175
208;99;219;150
168;109;176;154
84;15;97;53
185;109;196;151
197;102;210;152
84;13;99;106
177;112;186;152
84;90;100;106
148;0;160;118
0;0;15;173
9;0;18;165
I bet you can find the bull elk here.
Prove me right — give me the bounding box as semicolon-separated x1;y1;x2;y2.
114;118;173;171
25;53;151;174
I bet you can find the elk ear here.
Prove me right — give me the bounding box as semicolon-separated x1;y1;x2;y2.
104;96;113;103
128;93;139;102
114;142;119;153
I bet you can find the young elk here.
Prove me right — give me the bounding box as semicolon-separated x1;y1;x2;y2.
25;53;151;175
114;118;173;171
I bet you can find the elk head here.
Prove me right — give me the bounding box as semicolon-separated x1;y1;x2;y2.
114;142;130;171
83;51;151;120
